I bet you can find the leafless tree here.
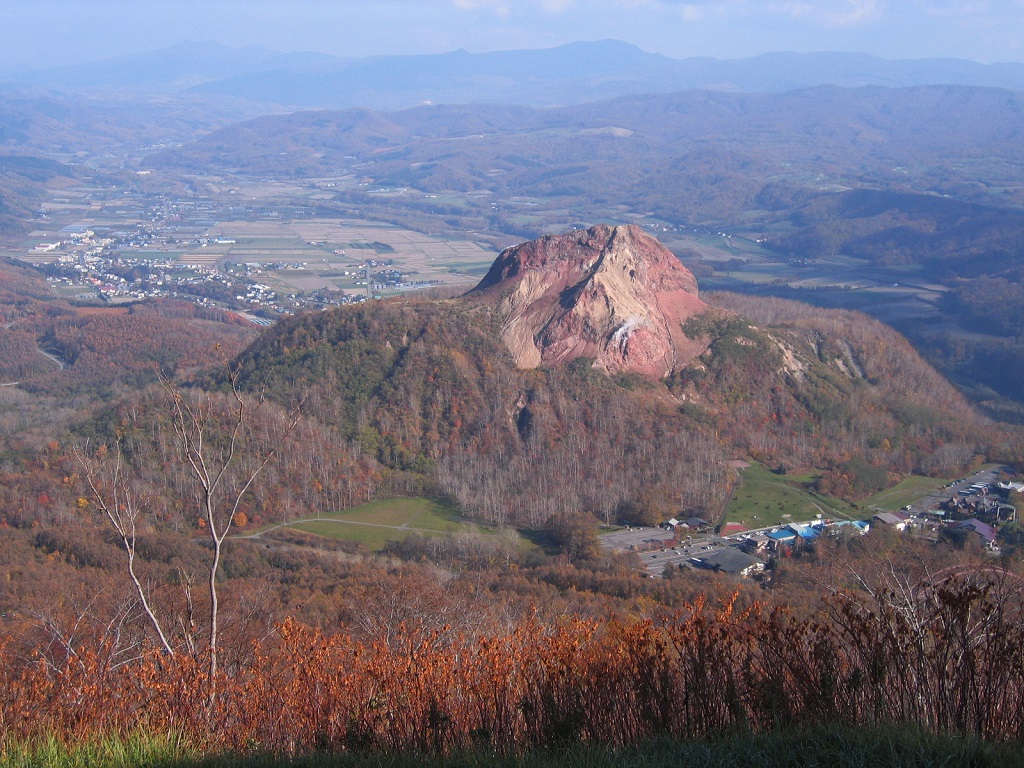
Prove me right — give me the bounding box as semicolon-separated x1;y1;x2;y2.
78;369;302;708
159;371;302;705
74;440;175;657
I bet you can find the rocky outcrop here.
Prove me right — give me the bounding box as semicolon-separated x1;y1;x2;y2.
470;224;709;378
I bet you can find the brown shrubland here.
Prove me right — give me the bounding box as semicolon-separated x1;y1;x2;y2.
3;568;1023;755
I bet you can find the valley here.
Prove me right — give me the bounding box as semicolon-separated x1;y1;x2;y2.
8;176;496;315
2;39;1024;766
115;86;1024;417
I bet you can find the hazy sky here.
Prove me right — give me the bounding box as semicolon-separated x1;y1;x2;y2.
2;0;1022;73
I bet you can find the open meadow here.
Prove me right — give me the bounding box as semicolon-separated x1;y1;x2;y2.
258;497;505;550
723;463;859;529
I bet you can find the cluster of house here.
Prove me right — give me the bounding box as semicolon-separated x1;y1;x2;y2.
690;519;872;576
709;500;1011;575
939;482;1018;524
608;475;1020;579
864;505;996;545
730;480;1018;571
618;516;874;578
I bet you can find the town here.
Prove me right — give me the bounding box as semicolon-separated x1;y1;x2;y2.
10;181;495;321
26;225;440;317
604;465;1020;578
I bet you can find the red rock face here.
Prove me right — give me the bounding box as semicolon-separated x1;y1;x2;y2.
471;224;709;378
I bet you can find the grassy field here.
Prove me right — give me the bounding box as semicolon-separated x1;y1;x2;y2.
725;463;970;529
446;259;495;276
724;463;859;528
282;497;497;550
863;474;952;511
5;726;1018;768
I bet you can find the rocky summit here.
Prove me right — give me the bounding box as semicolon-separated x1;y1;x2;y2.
471;224;709;378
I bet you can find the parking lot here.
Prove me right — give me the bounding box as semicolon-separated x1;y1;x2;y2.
603;466;1015;577
601;526;724;577
897;466;1012;517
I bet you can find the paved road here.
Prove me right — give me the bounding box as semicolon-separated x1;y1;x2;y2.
602;526;730;577
0;323;66;384
636;538;726;576
36;347;66;371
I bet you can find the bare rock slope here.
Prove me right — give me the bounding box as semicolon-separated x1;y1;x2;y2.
471;224;709;378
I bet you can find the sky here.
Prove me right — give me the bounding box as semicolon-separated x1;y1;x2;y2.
1;0;1023;73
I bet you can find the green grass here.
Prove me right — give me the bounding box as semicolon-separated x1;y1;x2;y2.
863;474;952;511
282;498;498;550
725;463;858;528
325;497;434;526
408;506;481;532
727;464;985;527
0;732;196;768
6;726;1019;768
288;520;410;549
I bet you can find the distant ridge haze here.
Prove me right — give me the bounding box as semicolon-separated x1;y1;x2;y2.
147;84;1024;198
10;41;1024;109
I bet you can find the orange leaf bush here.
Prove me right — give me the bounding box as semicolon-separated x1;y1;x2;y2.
3;573;1023;755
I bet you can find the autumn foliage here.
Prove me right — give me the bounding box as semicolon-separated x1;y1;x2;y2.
3;569;1023;756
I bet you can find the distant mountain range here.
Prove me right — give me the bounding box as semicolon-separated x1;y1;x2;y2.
146;84;1024;221
9;40;1024;109
7;41;339;92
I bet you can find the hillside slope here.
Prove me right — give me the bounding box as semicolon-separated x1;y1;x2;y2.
233;226;1004;524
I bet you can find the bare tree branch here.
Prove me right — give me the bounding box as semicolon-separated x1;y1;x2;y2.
74;440;175;657
157;368;303;707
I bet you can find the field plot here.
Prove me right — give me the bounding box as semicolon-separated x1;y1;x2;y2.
205;219;496;294
862;475;952;511
724;463;858;528
275;497;499;550
179;248;230;265
19;172;498;300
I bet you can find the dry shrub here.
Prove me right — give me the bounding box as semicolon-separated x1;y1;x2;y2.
3;572;1024;755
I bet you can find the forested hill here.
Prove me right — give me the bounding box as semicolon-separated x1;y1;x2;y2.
0;155;74;237
231;228;1011;525
145;84;1024;255
147;86;1024;218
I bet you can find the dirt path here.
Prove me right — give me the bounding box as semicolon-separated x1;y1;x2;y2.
244;516;444;539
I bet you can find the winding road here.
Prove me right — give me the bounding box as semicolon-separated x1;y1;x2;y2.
0;320;68;385
35;347;66;371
